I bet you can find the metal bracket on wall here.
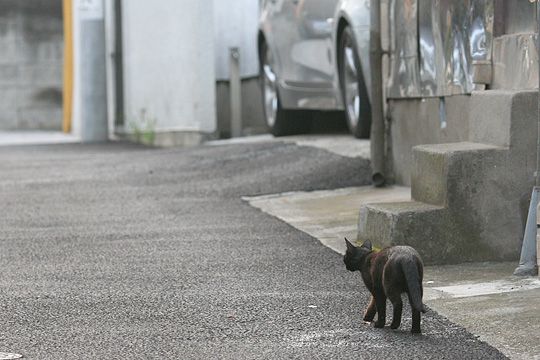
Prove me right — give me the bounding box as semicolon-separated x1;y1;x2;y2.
439;97;447;130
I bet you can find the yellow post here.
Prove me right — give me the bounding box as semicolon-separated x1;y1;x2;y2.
62;0;73;133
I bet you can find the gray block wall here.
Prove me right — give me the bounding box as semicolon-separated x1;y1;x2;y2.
0;0;63;130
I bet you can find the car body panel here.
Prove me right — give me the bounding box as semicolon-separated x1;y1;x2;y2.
259;0;372;111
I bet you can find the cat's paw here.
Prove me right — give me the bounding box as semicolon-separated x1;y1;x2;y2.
390;322;400;329
411;327;422;334
363;315;375;323
374;321;385;329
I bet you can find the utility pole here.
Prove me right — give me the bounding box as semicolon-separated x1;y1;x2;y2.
78;0;108;142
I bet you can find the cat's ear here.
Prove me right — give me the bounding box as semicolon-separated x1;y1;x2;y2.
344;237;356;251
361;240;372;251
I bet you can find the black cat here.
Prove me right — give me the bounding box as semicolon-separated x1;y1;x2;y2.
343;238;426;334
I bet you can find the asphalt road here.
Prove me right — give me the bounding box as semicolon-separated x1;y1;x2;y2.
0;141;506;359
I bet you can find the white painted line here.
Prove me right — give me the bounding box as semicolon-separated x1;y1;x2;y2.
0;353;23;360
206;134;273;146
429;278;540;299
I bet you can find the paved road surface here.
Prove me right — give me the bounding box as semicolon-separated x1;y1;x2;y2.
0;141;506;359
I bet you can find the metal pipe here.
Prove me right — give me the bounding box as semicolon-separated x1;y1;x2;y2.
113;0;125;128
370;0;386;187
229;47;242;138
514;187;539;276
536;0;540;188
513;1;540;276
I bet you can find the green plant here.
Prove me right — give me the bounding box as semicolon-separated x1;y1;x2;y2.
129;108;157;145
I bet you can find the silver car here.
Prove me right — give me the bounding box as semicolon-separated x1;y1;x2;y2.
258;0;371;138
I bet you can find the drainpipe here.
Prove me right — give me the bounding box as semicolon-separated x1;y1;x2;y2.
370;0;386;187
113;0;125;128
513;1;539;276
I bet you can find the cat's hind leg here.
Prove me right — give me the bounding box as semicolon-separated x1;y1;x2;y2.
408;291;422;333
363;295;377;322
411;309;421;334
387;291;402;330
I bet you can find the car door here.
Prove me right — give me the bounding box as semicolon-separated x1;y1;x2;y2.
267;0;338;87
289;0;339;86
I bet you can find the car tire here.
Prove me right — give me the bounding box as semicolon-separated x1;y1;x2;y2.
338;26;371;139
260;42;311;137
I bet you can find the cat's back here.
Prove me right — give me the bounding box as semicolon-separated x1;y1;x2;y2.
386;245;423;265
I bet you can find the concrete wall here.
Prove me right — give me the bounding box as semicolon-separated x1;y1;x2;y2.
388;96;470;185
0;0;63;130
213;0;259;80
120;0;216;145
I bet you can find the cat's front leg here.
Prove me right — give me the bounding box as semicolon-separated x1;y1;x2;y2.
363;296;377;322
373;291;387;328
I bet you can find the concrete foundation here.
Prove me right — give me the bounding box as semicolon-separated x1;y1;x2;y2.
150;131;212;148
215;77;267;138
0;0;64;130
119;129;213;148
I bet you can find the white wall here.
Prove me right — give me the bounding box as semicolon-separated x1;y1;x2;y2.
121;0;216;134
213;0;260;80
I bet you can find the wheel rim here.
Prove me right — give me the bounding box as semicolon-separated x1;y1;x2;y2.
262;49;278;128
342;39;360;130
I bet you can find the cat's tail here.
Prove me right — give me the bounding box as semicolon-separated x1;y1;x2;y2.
403;262;427;313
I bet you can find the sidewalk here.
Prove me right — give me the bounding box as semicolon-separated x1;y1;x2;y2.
245;186;540;360
0;131;79;146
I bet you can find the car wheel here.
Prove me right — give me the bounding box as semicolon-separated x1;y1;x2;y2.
260;42;311;137
338;26;371;139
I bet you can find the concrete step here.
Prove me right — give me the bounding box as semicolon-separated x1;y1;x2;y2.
357;198;501;264
469;89;537;148
358;201;447;264
359;90;538;265
411;142;506;207
358;141;512;264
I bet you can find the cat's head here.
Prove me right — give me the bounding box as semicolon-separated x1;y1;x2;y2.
343;238;372;272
